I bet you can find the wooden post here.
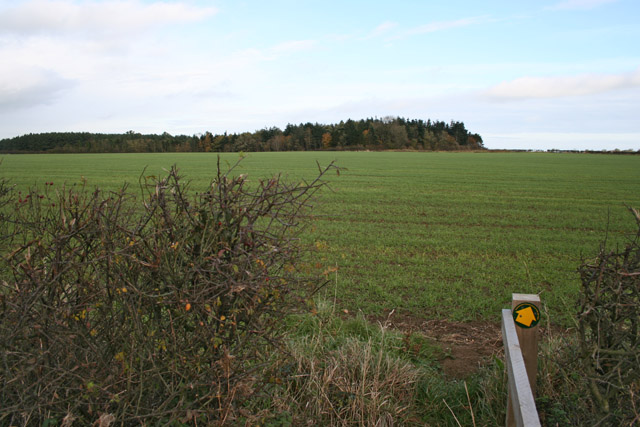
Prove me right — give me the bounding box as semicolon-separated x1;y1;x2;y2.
506;293;540;427
502;309;541;427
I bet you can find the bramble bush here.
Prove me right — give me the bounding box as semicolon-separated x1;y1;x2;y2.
0;158;336;425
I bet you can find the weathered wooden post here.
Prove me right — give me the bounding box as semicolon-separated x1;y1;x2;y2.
506;293;541;427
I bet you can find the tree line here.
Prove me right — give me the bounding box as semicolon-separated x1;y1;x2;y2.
0;117;484;153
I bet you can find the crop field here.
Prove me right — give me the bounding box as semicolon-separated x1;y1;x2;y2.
2;151;639;326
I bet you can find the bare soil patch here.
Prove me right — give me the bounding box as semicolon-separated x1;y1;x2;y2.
370;312;503;378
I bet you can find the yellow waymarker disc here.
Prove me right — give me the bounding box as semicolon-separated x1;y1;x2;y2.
512;302;540;329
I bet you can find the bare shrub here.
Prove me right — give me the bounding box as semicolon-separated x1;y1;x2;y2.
577;207;640;425
0;159;335;425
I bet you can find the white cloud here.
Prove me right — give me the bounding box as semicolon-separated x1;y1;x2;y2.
364;21;398;39
484;68;640;99
0;0;217;37
0;1;219;114
0;65;74;111
548;0;617;10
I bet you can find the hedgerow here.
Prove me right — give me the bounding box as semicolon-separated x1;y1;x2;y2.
577;207;640;425
0;158;335;425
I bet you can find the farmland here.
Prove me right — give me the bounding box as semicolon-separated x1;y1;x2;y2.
1;151;639;325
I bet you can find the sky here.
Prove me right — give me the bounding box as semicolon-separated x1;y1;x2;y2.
0;0;639;150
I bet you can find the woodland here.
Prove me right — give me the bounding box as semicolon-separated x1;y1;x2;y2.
0;117;483;153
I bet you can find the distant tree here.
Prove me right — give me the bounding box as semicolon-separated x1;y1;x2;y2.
468;133;484;149
389;123;409;149
343;119;359;147
235;132;258;152
269;134;286;151
199;132;213;152
259;127;281;144
435;133;459;151
449;121;469;146
322;132;332;149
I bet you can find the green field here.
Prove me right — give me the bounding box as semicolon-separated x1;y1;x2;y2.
2;151;639;325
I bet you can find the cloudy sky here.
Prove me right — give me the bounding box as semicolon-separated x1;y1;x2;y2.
1;0;639;150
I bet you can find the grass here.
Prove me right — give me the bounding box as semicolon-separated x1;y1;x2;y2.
1;151;639;327
2;150;637;424
273;298;505;426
